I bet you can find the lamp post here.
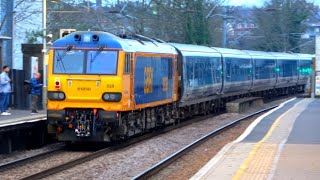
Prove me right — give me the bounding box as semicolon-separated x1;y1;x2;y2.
207;13;234;48
41;0;92;110
42;0;47;110
206;6;233;48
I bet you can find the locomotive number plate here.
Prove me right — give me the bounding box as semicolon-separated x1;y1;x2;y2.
106;84;114;88
77;87;91;91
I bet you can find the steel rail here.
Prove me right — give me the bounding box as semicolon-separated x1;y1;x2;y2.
0;144;65;172
132;105;279;180
20;112;222;180
20;104;279;180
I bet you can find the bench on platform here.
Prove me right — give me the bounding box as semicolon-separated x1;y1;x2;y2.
226;97;263;113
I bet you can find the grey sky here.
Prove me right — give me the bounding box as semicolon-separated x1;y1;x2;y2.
227;0;320;7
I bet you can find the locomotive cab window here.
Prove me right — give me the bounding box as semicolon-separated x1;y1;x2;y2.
87;51;118;74
53;49;118;75
53;50;85;74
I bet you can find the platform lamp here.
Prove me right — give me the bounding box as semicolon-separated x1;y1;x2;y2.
42;0;47;110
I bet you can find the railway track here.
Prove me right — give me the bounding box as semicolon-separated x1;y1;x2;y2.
0;144;65;172
132;105;278;180
1;98;288;179
11;110;223;180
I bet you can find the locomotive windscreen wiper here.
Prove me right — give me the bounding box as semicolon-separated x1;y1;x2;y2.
90;46;104;63
56;45;73;72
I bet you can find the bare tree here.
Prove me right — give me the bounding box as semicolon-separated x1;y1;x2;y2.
248;0;316;53
46;0;227;45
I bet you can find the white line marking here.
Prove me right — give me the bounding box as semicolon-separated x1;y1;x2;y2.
190;98;297;180
267;139;286;180
0;117;47;128
234;98;296;143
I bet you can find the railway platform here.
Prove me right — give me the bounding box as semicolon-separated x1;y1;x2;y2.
191;98;320;180
0;110;47;154
0;110;46;128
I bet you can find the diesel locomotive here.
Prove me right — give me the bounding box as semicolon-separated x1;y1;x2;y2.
46;31;312;143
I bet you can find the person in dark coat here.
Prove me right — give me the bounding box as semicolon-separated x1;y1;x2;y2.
31;73;43;114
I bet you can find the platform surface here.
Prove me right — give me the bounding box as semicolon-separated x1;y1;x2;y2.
191;98;320;180
0;110;46;128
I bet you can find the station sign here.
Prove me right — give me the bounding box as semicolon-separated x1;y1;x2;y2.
59;29;76;38
31;56;38;78
316;76;320;96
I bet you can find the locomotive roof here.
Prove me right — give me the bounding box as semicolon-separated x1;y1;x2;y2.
51;31;177;54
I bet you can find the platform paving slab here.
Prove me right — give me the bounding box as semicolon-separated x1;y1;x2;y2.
191;98;320;180
0;110;46;128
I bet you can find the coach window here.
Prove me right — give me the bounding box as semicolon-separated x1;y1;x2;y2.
292;60;298;76
206;59;212;85
300;60;312;76
185;58;192;87
281;60;297;77
167;58;173;79
124;53;131;74
255;59;276;79
225;59;231;82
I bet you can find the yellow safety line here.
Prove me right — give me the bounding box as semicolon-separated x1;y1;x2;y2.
232;99;304;180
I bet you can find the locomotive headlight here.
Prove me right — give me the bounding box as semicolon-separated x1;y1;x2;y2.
53;93;59;99
110;94;116;100
102;93;121;102
103;94;110;100
58;92;65;99
48;91;66;101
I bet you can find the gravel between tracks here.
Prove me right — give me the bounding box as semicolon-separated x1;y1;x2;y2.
0;150;91;179
45;97;292;180
150;114;258;180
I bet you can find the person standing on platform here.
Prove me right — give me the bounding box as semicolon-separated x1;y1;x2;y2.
0;66;12;116
30;72;42;114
